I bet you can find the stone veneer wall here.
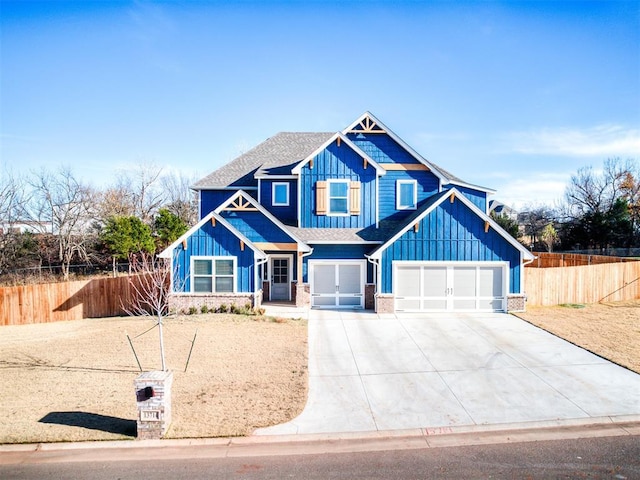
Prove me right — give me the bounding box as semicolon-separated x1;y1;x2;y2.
169;291;261;314
365;284;375;310
295;283;310;307
507;294;526;312
375;294;395;314
135;370;173;440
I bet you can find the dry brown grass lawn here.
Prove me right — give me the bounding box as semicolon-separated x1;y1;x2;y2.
0;314;307;443
515;299;640;374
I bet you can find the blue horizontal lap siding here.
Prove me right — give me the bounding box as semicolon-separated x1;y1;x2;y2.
260;180;297;225
300;141;376;228
172;221;256;293
220;211;295;244
380;199;521;294
303;244;376;283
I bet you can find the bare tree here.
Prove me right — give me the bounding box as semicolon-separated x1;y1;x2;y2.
124;253;171;371
564;158;632;218
160;171;199;226
25;167;96;280
115;162;165;224
0;170;32;275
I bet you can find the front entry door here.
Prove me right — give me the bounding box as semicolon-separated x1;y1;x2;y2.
270;257;290;301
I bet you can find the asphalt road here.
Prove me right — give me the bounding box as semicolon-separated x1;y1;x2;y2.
2;435;638;480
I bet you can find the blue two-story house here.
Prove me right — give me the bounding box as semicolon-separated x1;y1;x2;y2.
160;112;534;313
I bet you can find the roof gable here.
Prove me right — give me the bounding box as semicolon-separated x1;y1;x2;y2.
344;112;494;194
214;190;311;252
291;132;385;175
368;188;534;260
158;210;267;259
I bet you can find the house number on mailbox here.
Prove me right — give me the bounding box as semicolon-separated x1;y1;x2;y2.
140;410;161;421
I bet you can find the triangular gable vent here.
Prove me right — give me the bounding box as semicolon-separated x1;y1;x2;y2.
346;114;386;134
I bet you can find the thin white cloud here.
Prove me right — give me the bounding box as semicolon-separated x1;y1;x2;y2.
490;172;570;210
505;125;640;157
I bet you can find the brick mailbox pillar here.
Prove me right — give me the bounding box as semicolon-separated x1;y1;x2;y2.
135;370;173;440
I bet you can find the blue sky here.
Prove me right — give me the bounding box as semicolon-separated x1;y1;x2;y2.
1;0;639;209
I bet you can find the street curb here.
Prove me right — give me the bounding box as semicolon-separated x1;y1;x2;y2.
1;414;639;461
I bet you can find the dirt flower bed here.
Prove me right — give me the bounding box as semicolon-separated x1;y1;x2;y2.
515;299;640;374
0;314;307;444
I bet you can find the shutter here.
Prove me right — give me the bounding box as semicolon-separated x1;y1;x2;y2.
316;181;327;215
350;181;361;215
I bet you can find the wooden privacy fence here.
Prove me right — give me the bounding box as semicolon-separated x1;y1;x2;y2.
0;275;138;326
527;252;637;268
524;260;640;306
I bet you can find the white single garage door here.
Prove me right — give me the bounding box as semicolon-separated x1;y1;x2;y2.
394;261;507;312
310;260;365;308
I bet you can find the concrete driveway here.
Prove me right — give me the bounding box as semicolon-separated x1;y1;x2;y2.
256;310;640;435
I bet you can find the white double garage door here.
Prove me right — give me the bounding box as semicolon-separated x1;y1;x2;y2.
309;260;507;312
394;261;507;312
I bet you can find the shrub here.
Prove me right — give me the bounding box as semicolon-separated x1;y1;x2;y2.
218;304;228;313
200;305;209;314
188;306;198;315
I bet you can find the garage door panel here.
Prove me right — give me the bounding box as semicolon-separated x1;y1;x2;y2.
310;261;364;309
313;265;335;294
394;263;506;313
397;266;421;296
339;265;361;294
423;299;448;310
479;267;502;297
422;267;446;296
453;267;476;297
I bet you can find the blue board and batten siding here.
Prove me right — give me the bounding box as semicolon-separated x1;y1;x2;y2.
378;170;440;222
379;198;522;294
171;221;257;293
220;211;296;244
303;244;376;283
300;141;377;228
347;132;419;165
200;190;241;219
443;185;487;212
260;179;297;225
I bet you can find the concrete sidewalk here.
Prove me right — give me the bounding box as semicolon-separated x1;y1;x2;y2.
255;310;640;436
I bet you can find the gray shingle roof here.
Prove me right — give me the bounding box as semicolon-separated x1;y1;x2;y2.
193;132;335;189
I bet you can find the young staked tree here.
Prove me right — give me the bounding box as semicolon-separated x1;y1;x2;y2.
124;253;172;371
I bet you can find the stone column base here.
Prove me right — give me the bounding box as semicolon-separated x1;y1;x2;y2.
135;370;173;440
375;294;395;314
507;294;526;312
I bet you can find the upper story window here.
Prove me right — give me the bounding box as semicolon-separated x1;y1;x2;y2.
328;180;350;215
272;182;289;206
396;180;417;210
315;180;361;216
192;257;236;293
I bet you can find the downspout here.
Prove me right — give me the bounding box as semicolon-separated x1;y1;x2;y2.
299;247;314;305
256;255;268;306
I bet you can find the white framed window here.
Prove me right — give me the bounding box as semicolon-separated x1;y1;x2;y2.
327;179;350;215
272;182;289;206
396;180;417;210
191;256;236;293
